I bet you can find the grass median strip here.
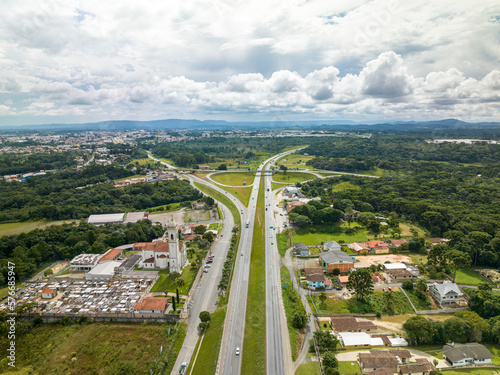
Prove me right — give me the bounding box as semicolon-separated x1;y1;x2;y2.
194;182;241;228
241;178;266;375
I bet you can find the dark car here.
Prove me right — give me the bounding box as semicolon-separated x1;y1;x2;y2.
335;287;342;291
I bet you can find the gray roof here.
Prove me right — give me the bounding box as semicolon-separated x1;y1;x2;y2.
88;213;125;224
431;282;463;297
324;241;340;248
319;251;353;264
443;343;494;363
294;243;308;250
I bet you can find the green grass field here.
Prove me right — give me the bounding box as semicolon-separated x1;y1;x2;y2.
295;361;321;375
0;220;74;236
404;289;434;310
0;323;182;375
277;231;291;257
328;180;360;192
191;307;227;375
276;153;315;169
337;361;363;375
194;182;241;229
292;224;371;245
273;171;316;184
241;178;266;375
150;266;197;295
210;172;256;186
281;265;305;361
128;157;153;165
115;174;145;182
310;291;414;315
454;268;492;285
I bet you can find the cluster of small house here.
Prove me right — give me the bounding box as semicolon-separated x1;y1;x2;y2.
355;342;494;374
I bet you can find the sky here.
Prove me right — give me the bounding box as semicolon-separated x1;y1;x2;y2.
1;0;500;126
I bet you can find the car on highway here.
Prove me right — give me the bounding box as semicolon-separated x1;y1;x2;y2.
205;264;211;268
179;362;188;374
203;269;208;273
235;347;240;356
241;252;244;256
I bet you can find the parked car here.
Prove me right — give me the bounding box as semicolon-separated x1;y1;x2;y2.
335;287;342;291
203;269;208;273
205;264;211;268
388;287;394;292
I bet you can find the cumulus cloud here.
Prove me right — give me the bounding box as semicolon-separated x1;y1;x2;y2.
0;0;500;124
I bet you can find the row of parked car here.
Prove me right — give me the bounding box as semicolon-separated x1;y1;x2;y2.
203;254;215;273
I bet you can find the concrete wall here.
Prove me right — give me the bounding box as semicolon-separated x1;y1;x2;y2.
20;313;180;323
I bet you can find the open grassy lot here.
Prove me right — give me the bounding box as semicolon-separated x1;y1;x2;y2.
128;157;154;165
150;265;197;296
241;179;266;375
277;231;291;258
276;153;315;169
454;268;492;285
0;220;74;236
338;361;363;375
295;361;320;375
437;368;500;375
273;171;316;184
191;307;227;375
194;182;241;229
404;289;434;310
0;322;182;375
310;291;414;315
328;180;360;192
281;265;305;361
210;172;255;186
292;224;370;245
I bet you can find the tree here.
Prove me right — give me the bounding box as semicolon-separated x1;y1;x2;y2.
403;316;434;346
444;317;470;343
332;268;340;276
199;311;211;323
202;231;214;243
294;215;311;227
402;280;414;291
383;290;395;315
176;278;185;288
44;269;53;277
194;225;207;234
454;311;489;342
292;312;307;329
447;249;472;282
319;292;327;308
279;165;288;175
313;330;338;351
170;272;181;283
176;288;180;304
416;279;428;293
322;351;338;370
217;164;227;170
346;269;373;301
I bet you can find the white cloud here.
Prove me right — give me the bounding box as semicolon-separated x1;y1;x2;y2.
0;0;499;124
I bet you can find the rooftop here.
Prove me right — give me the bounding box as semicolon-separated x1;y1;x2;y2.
319;251;354;264
86;261;123;276
443;343;494;362
134;297;169;312
87;213;125;224
99;248;123;262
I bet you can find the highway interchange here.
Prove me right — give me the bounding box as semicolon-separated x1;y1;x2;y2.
152;150;301;375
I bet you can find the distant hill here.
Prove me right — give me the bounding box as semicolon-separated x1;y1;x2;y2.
0;118;499;132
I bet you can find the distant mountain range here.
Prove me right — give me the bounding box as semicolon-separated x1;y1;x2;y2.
1;118;500;132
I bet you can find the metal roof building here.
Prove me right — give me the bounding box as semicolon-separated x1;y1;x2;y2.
87;213;125;225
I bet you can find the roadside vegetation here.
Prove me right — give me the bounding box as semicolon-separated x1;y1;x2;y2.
210;172;255;186
241;179;266;375
280;265;307;361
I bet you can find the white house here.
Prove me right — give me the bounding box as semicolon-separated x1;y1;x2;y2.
443;343;494;367
429;281;463;305
135;219;187;272
323;241;341;252
134;297;169;317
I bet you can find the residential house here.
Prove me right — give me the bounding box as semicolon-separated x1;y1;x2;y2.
425;238;449;246
285;201;307;214
304;267;323;278
331;316;377;333
390;239;408;248
294;243;310;256
344;209;360;221
443;343;494;367
319;251;354;273
398;360;436;375
371;272;385;283
306;274;325;289
324;277;333;290
42;288;57;299
366;369;393;375
383;263;408;271
384;349;411;363
386;269;417;282
283;186;306;201
429;281;463;305
323;241;341;252
199;165;211;170
337;275;349;286
134;297;169;317
348;242;370;254
365;240;390;254
358;351;399;372
340;332;386;349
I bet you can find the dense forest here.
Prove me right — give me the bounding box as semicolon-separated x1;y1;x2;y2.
0;166;202;222
0;220;164;286
304;137;500;174
0;151;82;176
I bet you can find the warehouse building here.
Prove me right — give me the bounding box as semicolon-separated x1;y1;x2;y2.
85;261;123;281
